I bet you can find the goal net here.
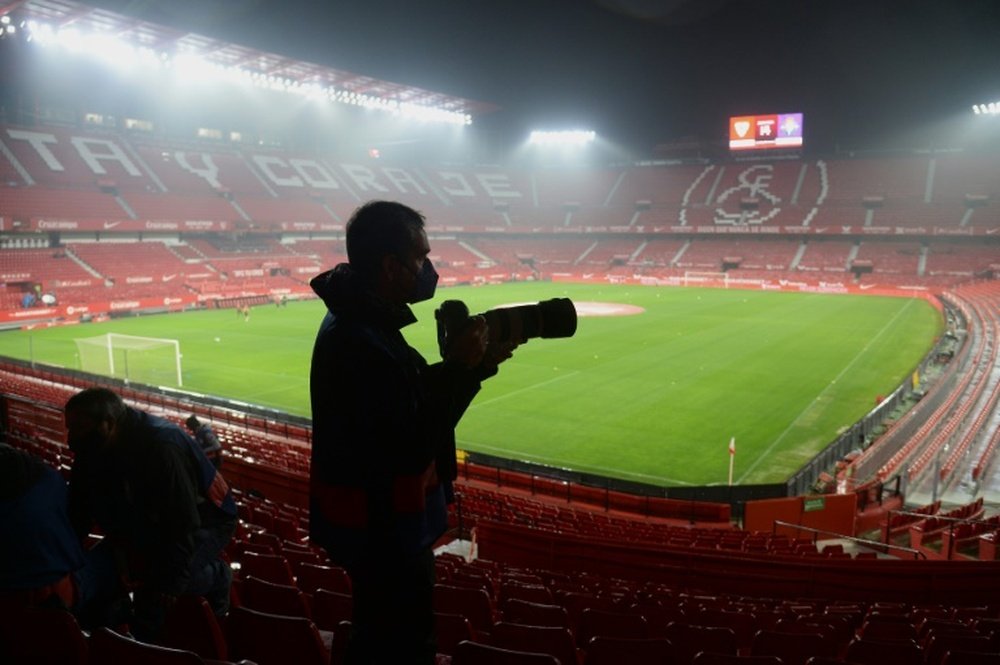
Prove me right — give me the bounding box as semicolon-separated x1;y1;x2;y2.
74;333;183;387
682;271;730;288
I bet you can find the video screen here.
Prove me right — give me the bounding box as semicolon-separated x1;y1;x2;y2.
729;113;803;151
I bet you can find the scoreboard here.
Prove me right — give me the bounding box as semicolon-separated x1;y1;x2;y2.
729;113;803;151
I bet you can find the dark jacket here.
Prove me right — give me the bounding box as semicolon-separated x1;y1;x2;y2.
0;445;85;592
67;408;236;595
308;264;484;565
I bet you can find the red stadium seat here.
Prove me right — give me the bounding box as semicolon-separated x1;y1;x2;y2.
435;612;475;657
240;575;311;618
161;595;229;660
750;629;836;665
584;636;673;665
89;627;203;665
489;621;578;665
503;599;572;631
434;584;495;636
225;606;329;665
0;607;88;665
452;640;560;665
236;551;295;585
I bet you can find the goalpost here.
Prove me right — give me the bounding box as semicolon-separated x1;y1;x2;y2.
74;333;183;387
682;270;731;288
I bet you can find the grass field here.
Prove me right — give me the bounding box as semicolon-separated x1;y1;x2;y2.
0;283;942;486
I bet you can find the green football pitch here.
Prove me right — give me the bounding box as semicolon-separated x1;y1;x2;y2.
0;283;942;486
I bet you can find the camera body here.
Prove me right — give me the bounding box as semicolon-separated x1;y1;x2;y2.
435;298;577;357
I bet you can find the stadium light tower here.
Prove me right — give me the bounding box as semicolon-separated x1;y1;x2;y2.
528;130;597;146
972;101;1000;116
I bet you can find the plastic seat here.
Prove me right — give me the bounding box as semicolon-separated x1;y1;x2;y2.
942;652;1000;665
225;605;329;665
436;612;475;656
452;640;560;664
434;584;495;636
664;622;737;664
161;595;229;660
584;636;673;665
499;582;555;607
845;637;924;665
0;607;88;665
295;563;352;596
89;627;203;665
241;575;311;618
859;620;918;642
503;599;572;631
577;607;649;646
236;551;295;585
751;629;835;665
490;621;578;665
925;633;995;665
690;608;758;651
311;589;354;631
692;655;784;665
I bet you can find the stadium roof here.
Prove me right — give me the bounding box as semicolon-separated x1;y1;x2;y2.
2;0;999;153
0;0;497;122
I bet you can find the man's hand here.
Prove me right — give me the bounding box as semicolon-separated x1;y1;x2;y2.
444;316;488;369
480;340;519;373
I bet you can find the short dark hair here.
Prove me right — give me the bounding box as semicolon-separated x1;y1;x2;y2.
65;387;126;424
345;201;425;280
186;415;200;430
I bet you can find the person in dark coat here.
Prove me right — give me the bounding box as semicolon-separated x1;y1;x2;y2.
309;200;516;664
0;444;84;610
65;388;237;642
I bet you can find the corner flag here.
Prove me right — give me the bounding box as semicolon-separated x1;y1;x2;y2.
727;437;736;486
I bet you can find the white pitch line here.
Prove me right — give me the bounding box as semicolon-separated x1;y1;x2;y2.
468;370;581;409
738;298;918;482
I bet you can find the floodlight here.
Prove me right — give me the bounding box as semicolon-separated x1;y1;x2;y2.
528;130;597;146
975;101;1000;116
0;15;9;25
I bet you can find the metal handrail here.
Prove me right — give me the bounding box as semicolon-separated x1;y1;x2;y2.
772;520;926;560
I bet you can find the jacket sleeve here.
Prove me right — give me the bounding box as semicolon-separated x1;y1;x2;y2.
136;441;200;595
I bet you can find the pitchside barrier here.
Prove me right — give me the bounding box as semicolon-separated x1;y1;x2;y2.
784;298;964;497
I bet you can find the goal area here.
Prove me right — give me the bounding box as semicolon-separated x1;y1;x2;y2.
74;333;183;387
683;271;731;288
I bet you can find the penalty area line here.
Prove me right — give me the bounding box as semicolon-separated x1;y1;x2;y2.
468;370;581;409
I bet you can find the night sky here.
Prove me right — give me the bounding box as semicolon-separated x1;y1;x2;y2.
64;0;1000;152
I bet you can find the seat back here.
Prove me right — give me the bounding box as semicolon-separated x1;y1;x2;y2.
237;551;295;585
434;584;495;635
452;640;560;665
491;621;578;665
663;622;737;664
89;627;203;665
0;607;88;665
225;605;329;665
162;595;228;660
295;563;352;596
241;575;311;618
584;636;673;665
503;599;572;631
751;629;834;665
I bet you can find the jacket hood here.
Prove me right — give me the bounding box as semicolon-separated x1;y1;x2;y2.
311;263;417;329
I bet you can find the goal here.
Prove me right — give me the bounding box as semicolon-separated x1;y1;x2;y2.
74;333;183;387
682;270;730;288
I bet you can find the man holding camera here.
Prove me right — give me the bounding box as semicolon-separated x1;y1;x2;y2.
308;200;515;664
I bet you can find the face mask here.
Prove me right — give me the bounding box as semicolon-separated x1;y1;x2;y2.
408;258;438;303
